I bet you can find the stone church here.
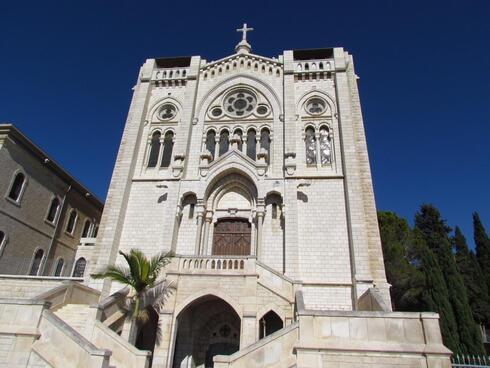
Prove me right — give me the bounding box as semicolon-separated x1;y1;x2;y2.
0;26;452;368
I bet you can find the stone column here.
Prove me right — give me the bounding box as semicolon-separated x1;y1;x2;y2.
255;136;260;160
315;131;321;168
214;137;219;159
201;211;213;255
255;201;265;259
194;203;205;255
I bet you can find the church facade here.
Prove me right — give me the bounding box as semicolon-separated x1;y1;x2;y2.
0;27;452;368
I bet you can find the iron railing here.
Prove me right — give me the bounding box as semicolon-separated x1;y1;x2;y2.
452;355;490;368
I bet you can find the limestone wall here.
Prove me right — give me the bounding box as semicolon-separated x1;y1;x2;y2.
0;276;69;299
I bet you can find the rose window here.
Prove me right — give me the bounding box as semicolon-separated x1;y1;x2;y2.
159;104;176;120
306;98;327;115
224;90;257;117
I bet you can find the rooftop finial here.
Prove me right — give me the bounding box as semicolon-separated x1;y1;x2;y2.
235;23;254;54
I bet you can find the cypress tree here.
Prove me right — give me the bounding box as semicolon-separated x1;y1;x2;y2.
473;212;490;293
410;228;460;353
415;205;484;354
378;211;425;311
453;226;490;327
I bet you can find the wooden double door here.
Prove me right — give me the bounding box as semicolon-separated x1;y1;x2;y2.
212;218;251;256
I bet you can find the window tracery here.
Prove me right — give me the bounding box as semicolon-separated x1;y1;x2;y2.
161;131;174;168
306;98;327;115
305;127;317;165
319;126;332;164
223;89;257;117
147;131;161;168
158;104;177;120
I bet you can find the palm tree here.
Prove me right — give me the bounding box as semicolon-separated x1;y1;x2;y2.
91;249;174;344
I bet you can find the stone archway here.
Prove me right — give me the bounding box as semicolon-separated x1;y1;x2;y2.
172;295;241;368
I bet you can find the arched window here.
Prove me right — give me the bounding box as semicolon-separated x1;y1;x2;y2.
219;130;229;156
54;258;64;276
72;258;86;277
161;131;174;168
8;172;26;202
260;128;271;164
319;126;332;165
305;127;317;165
66;209;78;235
29;249;44;276
259;311;283;339
234;129;243;151
206;130;216;161
46;197;60;223
147;131;161;168
81;219;91;238
246;129;256;160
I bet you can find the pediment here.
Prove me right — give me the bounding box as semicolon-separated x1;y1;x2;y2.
200;148;268;179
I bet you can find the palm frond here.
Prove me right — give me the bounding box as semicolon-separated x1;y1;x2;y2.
91;265;133;287
139;280;175;313
148;251;174;285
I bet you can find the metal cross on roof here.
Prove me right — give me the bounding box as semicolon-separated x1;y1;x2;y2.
236;23;254;42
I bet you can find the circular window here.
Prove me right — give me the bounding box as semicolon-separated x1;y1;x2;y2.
256;105;269;116
224;89;257;117
306;98;327;115
210;107;223;118
159;104;177;120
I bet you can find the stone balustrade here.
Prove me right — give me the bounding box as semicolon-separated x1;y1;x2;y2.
176;256;256;273
153;68;189;81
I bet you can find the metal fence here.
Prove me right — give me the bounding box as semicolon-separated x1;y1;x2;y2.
452;355;490;368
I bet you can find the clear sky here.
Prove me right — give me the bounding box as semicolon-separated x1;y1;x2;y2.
1;1;489;246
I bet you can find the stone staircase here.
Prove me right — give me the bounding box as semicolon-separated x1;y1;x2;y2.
30;282;151;368
54;303;94;340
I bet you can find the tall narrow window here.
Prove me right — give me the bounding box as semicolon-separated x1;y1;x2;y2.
54;258;64;276
92;224;99;237
66;210;78;234
246;129;256;160
305;127;317;165
29;249;44;276
46;197;60;223
147;132;161;168
72;257;86;277
319;126;332;165
81;219;91;238
260;128;271;164
8;172;25;202
161;131;174;168
219;130;229;156
206;130;216;161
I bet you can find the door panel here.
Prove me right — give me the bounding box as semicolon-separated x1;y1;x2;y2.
212;219;251;256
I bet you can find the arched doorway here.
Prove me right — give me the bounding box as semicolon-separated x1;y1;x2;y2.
212;218;251;256
259;310;283;339
135;307;159;365
173;295;240;368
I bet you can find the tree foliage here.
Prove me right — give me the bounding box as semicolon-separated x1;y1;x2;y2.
414;205;484;354
453;226;490;327
474;212;490;295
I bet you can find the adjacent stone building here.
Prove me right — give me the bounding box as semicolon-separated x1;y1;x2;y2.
0;28;452;368
0;124;103;277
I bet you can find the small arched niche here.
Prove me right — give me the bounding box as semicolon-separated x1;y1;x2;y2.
259;310;283;339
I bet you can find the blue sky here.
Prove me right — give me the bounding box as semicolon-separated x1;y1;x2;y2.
1;0;489;246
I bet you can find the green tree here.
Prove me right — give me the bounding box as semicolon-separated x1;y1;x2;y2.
473;212;490;293
92;249;174;344
415;205;484;354
453;226;490;328
411;228;460;353
378;211;425;311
